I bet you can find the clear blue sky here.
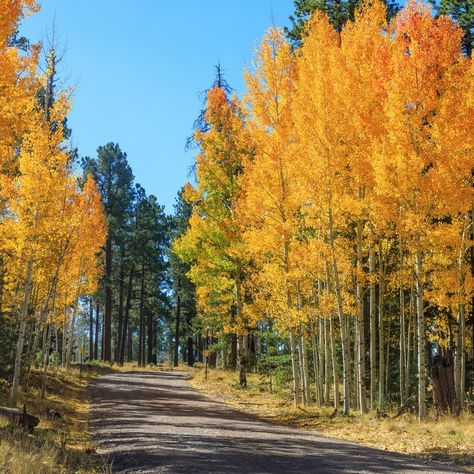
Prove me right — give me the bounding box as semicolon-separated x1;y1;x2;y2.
19;1;295;213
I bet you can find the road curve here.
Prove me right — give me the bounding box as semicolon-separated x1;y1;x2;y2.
91;371;463;473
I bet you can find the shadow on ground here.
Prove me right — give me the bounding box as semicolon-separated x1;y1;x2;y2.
91;371;465;474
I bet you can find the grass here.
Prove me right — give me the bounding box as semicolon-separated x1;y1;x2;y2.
0;364;112;473
0;360;187;473
190;366;474;472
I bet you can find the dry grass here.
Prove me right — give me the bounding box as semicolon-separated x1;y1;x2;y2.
190;367;474;472
0;364;111;473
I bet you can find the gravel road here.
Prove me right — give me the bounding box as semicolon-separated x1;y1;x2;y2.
91;371;464;473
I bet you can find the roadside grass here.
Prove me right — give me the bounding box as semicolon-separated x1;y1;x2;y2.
190;366;474;472
0;364;111;473
0;361;191;473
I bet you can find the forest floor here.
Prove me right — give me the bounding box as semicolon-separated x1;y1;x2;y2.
0;364;113;473
0;362;184;473
190;367;474;473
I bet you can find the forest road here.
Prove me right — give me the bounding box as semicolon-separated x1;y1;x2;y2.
91;371;464;474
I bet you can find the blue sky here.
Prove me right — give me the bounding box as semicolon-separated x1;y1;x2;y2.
19;1;295;213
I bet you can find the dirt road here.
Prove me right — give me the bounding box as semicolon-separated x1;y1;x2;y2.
91;371;463;473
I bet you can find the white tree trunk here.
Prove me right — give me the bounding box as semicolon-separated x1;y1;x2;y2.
369;241;376;409
416;250;426;420
11;257;34;407
289;328;301;407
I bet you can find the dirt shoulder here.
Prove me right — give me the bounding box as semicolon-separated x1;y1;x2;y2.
189;367;474;473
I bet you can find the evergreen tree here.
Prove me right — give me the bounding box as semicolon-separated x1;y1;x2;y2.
285;0;399;46
170;188;197;367
430;0;473;56
82;143;134;361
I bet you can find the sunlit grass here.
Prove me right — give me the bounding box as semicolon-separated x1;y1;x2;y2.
0;365;109;473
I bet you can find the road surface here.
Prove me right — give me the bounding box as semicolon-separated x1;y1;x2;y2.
91;371;463;473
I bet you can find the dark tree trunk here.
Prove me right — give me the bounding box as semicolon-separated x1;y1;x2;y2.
196;334;203;363
89;298;94;359
127;322;133;363
152;326;157;364
94;303;99;360
104;236;113;361
174;278;181;367
431;351;457;414
119;264;134;364
187;336;194;367
147;311;153;365
138;264;146;367
116;251;125;361
208;336;217;368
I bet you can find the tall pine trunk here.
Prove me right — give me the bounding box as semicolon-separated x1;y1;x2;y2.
89;298;94;360
94;303;99;360
119;264;134;364
104;236;113;361
174;277;181;367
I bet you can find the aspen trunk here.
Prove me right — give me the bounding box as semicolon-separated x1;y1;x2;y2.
378;244;385;408
416;250;426;419
311;322;322;405
66;308;77;370
62;310;68;365
318;317;326;405
299;323;309;406
298;333;306;406
329;314;339;410
455;224;468;411
323;317;330;405
235;271;247;387
11;257;34;407
289;328;301;406
454;303;465;410
353;330;359;410
407;274;416;398
237;333;247;388
399;241;406;404
41;324;52;399
356;220;367;413
328;203;350;415
54;325;59;369
369;241;376;409
385;316;391;397
24;312;47;391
